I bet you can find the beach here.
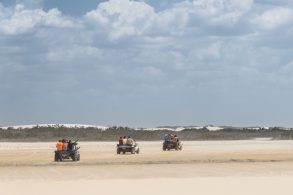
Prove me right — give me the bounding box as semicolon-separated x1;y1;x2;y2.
1;140;293;194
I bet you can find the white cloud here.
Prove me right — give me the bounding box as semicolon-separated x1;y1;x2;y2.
152;5;189;35
252;7;293;29
83;0;255;40
85;0;155;40
0;4;76;35
189;0;253;24
1;0;293;126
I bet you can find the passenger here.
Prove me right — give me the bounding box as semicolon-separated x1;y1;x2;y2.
118;137;123;145
170;134;175;141
126;136;134;146
174;135;179;147
122;136;127;145
68;140;73;151
163;134;169;142
174;135;178;141
62;139;68;151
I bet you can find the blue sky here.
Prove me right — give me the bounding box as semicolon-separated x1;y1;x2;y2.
0;0;293;127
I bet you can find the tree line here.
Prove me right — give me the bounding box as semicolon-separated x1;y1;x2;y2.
0;126;293;141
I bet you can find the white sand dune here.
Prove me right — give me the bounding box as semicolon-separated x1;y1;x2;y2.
0;123;109;130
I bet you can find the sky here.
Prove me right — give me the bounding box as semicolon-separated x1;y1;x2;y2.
0;0;293;127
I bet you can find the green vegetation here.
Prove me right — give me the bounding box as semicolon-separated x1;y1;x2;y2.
0;126;293;142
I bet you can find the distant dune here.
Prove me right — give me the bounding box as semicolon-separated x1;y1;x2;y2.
0;124;293;141
0;124;109;131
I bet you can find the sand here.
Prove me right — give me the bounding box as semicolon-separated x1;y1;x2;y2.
1;140;293;195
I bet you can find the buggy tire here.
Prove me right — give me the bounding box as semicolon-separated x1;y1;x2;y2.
131;148;135;154
117;148;121;154
56;152;62;162
123;151;126;154
136;148;140;154
72;153;78;161
54;153;58;162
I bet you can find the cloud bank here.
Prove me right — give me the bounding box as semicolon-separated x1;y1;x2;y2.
0;0;293;127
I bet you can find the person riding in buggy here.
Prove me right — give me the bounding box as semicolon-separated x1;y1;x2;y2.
163;134;183;151
55;139;80;162
117;136;140;154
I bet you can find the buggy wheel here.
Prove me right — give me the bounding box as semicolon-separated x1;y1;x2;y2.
72;153;78;161
117;148;121;154
136;148;140;154
123;151;126;154
54;153;58;162
57;152;62;162
131;148;135;154
77;154;80;161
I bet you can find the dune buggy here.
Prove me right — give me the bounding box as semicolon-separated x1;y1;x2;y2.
117;143;140;154
54;141;80;162
163;140;182;151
